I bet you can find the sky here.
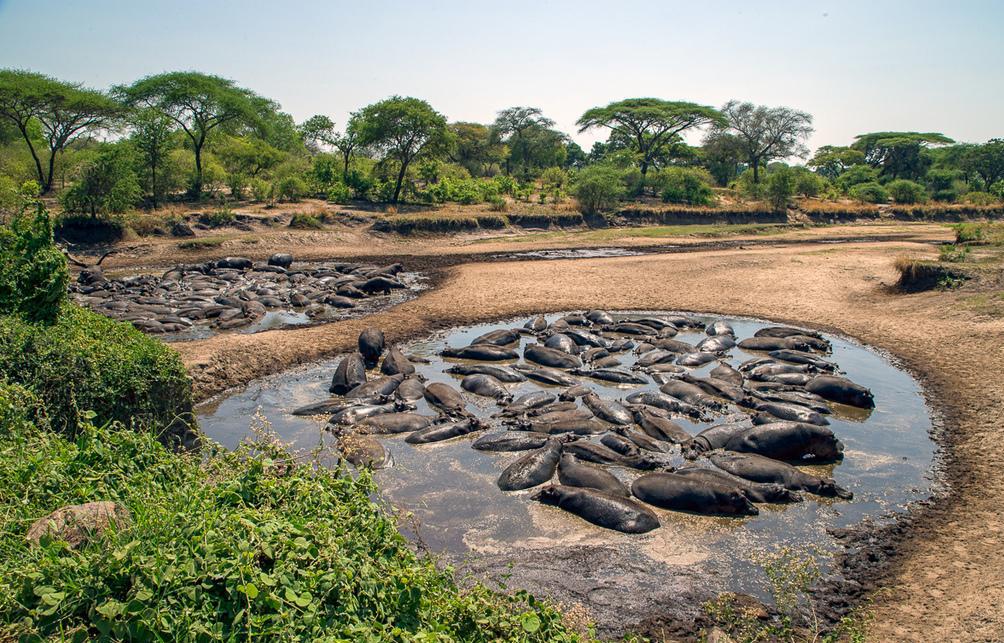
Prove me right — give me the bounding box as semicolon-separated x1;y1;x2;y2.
1;0;1002;154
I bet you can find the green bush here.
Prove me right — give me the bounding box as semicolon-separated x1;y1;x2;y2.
991;180;1004;199
326;181;352;204
488;194;508;212
249;177;271;203
200;208;237;228
926;169;962;202
960;191;999;205
226;172;247;200
836;164;880;192
572;165;625;215
658;167;715;206
849;181;889;204
0;206;68;323
0;394;577;642
276;176;308;202
887;179;928;204
60;145;142;218
793;169;826;197
289;213;324;230
0;304;195;445
765;167;795;211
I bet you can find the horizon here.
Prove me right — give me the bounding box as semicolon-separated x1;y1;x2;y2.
1;0;1002;154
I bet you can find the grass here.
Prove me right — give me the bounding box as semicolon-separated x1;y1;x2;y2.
288;213;325;230
177;236;225;250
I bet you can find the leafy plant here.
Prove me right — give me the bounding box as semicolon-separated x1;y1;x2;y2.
59;145;142;218
658;167;715;206
887;179;928;204
289;213;323;229
849;181;889;204
0;205;68;323
571;165;626;215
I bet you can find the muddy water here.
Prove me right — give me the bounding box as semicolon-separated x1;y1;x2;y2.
197;313;935;633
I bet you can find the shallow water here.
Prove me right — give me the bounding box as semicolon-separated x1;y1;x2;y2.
497;247;646;260
197;312;935;621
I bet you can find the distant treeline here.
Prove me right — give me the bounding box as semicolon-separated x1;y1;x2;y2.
0;69;1001;219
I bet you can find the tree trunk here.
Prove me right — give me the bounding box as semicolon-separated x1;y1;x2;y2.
191;139;205;198
752;159;760;184
151;161;158;209
16;124;47;193
392;159;408;204
44;147;57;193
342;148;351;183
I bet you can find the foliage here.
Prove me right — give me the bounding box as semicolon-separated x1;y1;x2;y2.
836;164;880;192
925;168;962;202
275;175;308;202
792;167;826;197
129;108;176;208
200;208;236;227
807;145;866;179
289;213;323;229
449;121;506;177
765;167;795;211
656;166;715;205
700;130;745;186
0;69;123;193
325;181;352;204
571;165;626;215
852;131;953;181
938;243;970;262
577;98;723;177
539;166;569;202
60;144;141;218
961;139;1004;190
849;181;889;204
0;205;68;323
960;191;999;205
887;179;928;204
716;101;814;183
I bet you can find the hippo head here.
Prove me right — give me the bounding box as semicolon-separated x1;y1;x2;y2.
820;478;854;500
529;485;560;506
730;491;759;516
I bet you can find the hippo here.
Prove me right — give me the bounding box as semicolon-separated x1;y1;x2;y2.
336;434;391;469
328;402;401;425
530;417;611;436
614;426;668;453
582;393;633;426
687;423;753;456
559;385;592;400
600;432;641;459
523;315;548;332
216;257;253;270
709;451;853;499
358;412;436;434
753;390;830;414
738;336;792;352
721;422;845;462
632;472;758;516
558;454;630;497
471;328;521;346
632;407;693;444
625;391;705;419
441;345;519;361
514;366;580;387
608;322;655;336
563;328;610;348
580;347;610;362
697;335;736;353
586;310;615;325
680;374;746;403
573;368;647;385
659;380;725;410
636;350;679;367
525;344;582;369
337;284;367;299
806;375;875;409
634;317;677;331
673;466;801;504
499;391;557;416
531;485;660;534
324;295;356;308
330;352;367;394
645;363;687;374
768;349;837;372
472;431;551;452
380;347;415;376
544;333;579;354
358;276;404;295
292;398;365;416
755;326;824;340
395;378;426;402
750;401;829;426
357;328;386;367
652;338;698;354
446;363;527;383
562;440;658;470
423;382;467;415
525;403;586;420
676;352;718;367
461;374;511;401
345;374;404;400
406;418;484;444
706;321;735;336
497;439;563;491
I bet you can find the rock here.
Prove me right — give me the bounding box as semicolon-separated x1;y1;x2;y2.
170;221;196;237
26;501;131;549
268;253;294;268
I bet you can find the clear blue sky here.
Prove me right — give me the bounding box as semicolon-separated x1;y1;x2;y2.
1;0;1001;154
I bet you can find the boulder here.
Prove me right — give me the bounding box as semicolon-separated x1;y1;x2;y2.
26;501;131;549
170;221;196;237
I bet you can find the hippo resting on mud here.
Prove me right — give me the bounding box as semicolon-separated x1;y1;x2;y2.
704;422;845;463
673;466;801;504
709;451;853;499
631;472;759;516
806;375;875;409
531;485;660;534
497;438;563;491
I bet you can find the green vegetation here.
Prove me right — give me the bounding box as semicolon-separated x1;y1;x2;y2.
887;179;928;204
178;236;225;250
571;165;625;215
288;212;324;229
0;204;68;323
849;182;889;204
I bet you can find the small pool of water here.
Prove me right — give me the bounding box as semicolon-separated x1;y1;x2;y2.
497;247;646;260
197;312;936;631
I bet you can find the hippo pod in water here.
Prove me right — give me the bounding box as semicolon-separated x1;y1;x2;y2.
562;439;659;470
424;382;469;416
406;418;485;444
471;328;521;346
531;485;660;534
631;406;693;444
512;365;580;387
806;375;875;409
497;390;556;417
572;368;648;385
497;438;564;491
632;472;758;516
345;374;405;400
709;451;853;499
328;400;409;425
357;412;436;434
624;391;706;420
696;422;844;463
557;454;630;497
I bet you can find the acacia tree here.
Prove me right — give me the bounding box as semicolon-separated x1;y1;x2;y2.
130;108;176;208
962;139;1004;191
807;145;866;180
718;101;814;183
300;114;364;182
491;107;555;177
851;131;953;181
0;69;121;193
577;98;724;179
354;96;449;203
116;72;272;197
448;121;505;176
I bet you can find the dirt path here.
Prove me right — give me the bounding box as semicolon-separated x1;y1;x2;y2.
170;232;1003;641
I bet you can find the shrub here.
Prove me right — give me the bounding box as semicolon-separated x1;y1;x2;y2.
0;206;69;324
836;164;880;192
938;243;970;262
200;208;236;228
991;180;1004;199
487;194;508;212
793;169;826;197
226;172;247;200
276;175;308;202
849;181;889;204
960;191;998;205
0;304;195;445
572;165;625;215
926;169;962;202
732;168;764;201
326;181;352;204
765;167;796;211
289;213;324;230
887;179;928;204
658;167;715;206
0;398;575;642
540;167;569;202
249;177;271;203
60;145;141;218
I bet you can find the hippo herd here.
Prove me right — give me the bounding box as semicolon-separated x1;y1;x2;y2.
294;312;875;534
69;254;419;337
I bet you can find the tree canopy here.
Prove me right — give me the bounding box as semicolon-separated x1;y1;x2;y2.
577;98;723;178
116;72;274;196
806;145;866;180
354;96;449;203
717;101;814;183
851;131;953;181
0;69;122;193
961;139;1004;191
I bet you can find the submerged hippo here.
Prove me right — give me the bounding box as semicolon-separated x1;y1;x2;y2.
632;472;758;516
710;362;744;386
721;422;844;462
768;349;836;372
380;347;415;376
328;401;401;425
625;391;705;419
514;366;580;387
599;432;641;459
472;431;551;452
674;466;802;504
395;378;426;402
544;333;579;354
497;438;563;491
471;328;521;346
659;380;725;410
525;344;582;369
424;382;468;415
750;400;829;426
330;352;367;394
562;440;658;470
358;328;385;367
573;368;648;385
346;374;404;400
406;418;484;444
709;451;853;499
524;315;548;332
531;485;660;534
499;391;557;416
358;412;435;434
441;344;519;361
806;375;875;409
697;335;736;354
558;454;630;497
706;321;735;336
446;363;527;383
632;406;693;444
582;393;633;425
614;426;668;453
336;434;391;469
